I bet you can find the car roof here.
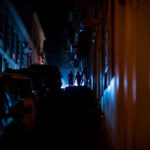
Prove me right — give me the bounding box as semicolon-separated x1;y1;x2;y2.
0;72;31;80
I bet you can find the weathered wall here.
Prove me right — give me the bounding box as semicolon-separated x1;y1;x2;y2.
135;0;150;149
102;0;150;150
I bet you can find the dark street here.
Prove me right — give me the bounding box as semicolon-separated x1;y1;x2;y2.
33;86;108;149
0;86;109;149
0;0;150;149
58;87;107;149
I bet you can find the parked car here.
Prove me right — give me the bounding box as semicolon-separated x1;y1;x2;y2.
0;72;36;136
29;64;61;94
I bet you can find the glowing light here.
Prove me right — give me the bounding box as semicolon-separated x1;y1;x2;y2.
61;78;69;89
5;92;12;107
6;117;14;125
124;75;128;97
61;84;69;89
110;77;115;89
73;79;85;86
92;39;95;43
101;96;104;111
116;74;119;90
82;81;85;86
107;85;111;91
104;77;115;93
105;66;108;74
91;75;93;90
1;117;13;129
74;79;78;86
132;72;136;102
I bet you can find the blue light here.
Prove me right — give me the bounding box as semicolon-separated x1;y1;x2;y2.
101;96;104;111
104;77;115;93
116;75;119;90
105;66;108;74
108;85;111;91
6;117;14;125
132;73;136;102
5;92;12;107
1;117;14;129
124;75;128;96
81;81;85;86
92;39;95;43
61;78;69;89
74;79;78;86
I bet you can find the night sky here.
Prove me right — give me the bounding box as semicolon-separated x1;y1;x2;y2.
35;1;71;54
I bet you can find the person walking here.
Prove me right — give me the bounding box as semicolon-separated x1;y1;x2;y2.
75;72;82;86
68;71;74;86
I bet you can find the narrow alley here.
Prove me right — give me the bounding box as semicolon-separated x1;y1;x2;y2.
59;86;108;149
34;86;109;149
0;0;150;149
0;86;109;149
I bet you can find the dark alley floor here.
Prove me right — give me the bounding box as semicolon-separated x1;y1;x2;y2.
1;86;109;149
58;86;109;149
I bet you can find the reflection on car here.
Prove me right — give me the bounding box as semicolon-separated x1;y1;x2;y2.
0;72;36;136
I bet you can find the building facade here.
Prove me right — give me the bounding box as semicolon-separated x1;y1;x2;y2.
0;0;33;72
0;0;47;72
30;12;46;65
11;1;47;65
65;4;87;76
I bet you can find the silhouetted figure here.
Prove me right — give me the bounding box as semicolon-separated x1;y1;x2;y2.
68;71;74;86
82;73;86;86
75;72;82;86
